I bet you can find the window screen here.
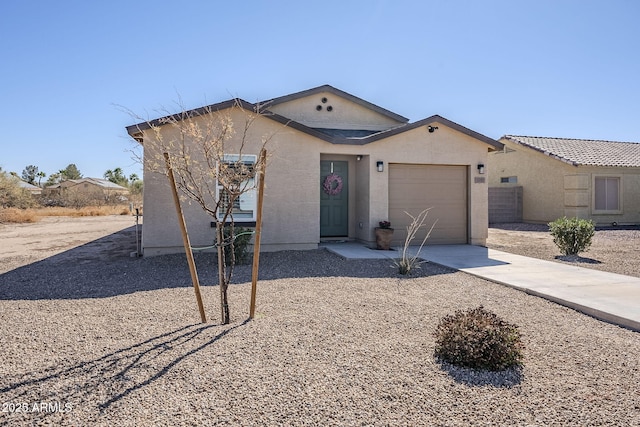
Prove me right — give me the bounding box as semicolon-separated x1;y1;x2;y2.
594;176;619;211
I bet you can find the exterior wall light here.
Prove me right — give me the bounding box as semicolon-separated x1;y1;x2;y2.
477;163;485;174
356;155;362;161
377;161;384;172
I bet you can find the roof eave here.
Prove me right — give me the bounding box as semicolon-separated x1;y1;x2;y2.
360;115;503;150
502;135;580;166
125;98;256;139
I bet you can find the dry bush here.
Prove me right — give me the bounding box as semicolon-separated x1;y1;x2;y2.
38;206;132;217
0;204;135;224
0;208;39;223
434;306;524;371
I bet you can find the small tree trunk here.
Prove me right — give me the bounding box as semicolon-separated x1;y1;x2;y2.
216;222;230;324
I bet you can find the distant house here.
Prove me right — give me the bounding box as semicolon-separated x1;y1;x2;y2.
46;178;128;200
488;135;640;225
18;180;42;195
127;84;502;256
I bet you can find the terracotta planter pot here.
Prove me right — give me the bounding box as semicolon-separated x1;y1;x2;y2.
375;227;394;250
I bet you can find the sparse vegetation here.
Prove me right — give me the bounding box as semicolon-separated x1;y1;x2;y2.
126;99;275;324
434;306;524;371
223;225;254;265
548;216;595;256
0;208;39;223
0;169;37;209
0;205;133;224
393;208;437;275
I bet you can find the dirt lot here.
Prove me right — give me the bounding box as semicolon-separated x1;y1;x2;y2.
2;216;638;277
0;215;139;274
1;217;639;426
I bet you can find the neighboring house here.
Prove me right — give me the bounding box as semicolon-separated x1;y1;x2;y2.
18;180;42;195
127;85;502;256
45;178;129;200
488;135;640;225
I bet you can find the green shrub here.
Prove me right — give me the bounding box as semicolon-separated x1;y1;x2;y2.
548;216;595;256
223;226;253;265
434;306;524;371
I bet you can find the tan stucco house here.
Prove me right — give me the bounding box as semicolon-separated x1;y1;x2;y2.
488;135;640;225
127;85;502;256
46;178;129;200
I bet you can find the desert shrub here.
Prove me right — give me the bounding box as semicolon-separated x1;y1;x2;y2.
0;208;38;223
434;306;524;371
0;172;37;209
223;226;254;265
548;216;595;256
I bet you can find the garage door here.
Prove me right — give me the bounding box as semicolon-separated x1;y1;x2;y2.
389;164;468;245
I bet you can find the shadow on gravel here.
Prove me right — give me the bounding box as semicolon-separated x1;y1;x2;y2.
0;227;456;300
491;222;640;233
489;223;549;232
555;255;602;264
437;361;524;388
0;321;246;422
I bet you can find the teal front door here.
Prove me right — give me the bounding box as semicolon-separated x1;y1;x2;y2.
320;161;348;237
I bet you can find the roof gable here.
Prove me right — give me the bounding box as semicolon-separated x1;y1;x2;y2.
363;115;503;150
60;178;128;190
503;135;640;167
263;85;409;128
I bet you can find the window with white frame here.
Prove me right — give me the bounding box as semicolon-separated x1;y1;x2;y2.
217;154;257;222
593;175;621;213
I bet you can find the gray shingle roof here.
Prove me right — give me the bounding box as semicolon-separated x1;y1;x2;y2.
504;135;640;167
18;180;40;190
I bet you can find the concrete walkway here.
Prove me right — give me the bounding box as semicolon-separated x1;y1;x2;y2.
321;242;640;332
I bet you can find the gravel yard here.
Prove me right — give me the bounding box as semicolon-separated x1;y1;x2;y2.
1;217;639;426
487;223;640;278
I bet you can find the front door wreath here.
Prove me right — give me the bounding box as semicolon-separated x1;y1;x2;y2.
323;173;343;196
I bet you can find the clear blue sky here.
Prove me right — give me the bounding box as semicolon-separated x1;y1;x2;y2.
1;0;639;180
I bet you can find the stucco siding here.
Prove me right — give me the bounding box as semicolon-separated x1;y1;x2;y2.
136;94;495;255
366;126;490;245
489;138;640;225
268;91;403;131
489;140;571;223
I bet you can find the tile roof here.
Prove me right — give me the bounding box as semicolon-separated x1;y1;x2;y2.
503;135;640;167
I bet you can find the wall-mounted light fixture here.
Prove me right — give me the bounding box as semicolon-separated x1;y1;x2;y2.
477;163;485;174
376;161;384;172
356;155;362;161
428;125;439;133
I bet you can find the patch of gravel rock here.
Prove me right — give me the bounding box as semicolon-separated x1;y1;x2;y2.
488;223;640;278
1;249;639;426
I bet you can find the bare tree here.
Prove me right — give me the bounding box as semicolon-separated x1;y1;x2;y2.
128;99;278;324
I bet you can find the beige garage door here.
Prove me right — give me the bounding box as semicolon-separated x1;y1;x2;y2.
389;164;468;245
